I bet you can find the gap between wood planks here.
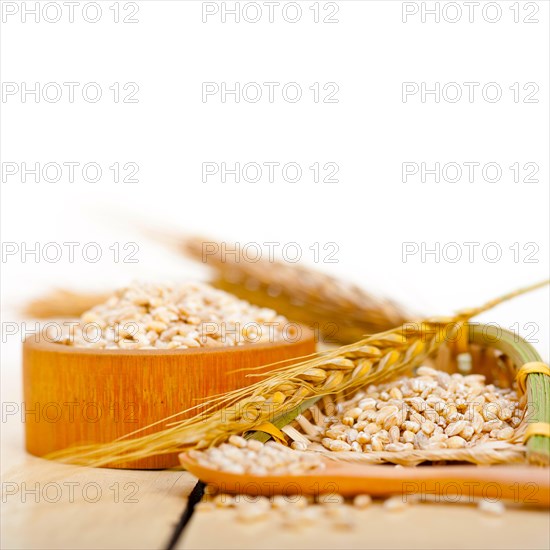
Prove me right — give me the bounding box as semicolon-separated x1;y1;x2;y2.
164;481;205;550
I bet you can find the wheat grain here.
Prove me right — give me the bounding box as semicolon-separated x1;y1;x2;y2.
478;500;505;515
353;494;372;508
383;496;408;512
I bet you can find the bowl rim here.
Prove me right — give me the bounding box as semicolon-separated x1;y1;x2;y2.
22;325;315;356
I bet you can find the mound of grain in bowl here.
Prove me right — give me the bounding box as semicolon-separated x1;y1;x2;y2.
318;366;523;452
54;282;295;349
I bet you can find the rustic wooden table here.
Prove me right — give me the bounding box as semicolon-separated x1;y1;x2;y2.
2;371;549;550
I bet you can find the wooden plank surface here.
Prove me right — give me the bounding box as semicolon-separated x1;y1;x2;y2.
2;367;549;550
181;502;550;550
1;419;196;549
1;367;195;549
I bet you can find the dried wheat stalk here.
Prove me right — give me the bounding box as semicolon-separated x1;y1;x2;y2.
182;236;410;344
24;233;410;342
47;282;547;467
24;289;110;319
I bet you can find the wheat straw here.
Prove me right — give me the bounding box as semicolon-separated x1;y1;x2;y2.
46;281;547;467
181;236;410;344
24;289;110;319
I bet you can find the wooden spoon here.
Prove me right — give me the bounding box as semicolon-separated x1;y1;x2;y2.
179;453;550;507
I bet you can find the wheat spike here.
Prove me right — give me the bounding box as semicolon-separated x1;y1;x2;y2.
24;289;110;319
182;236;410;344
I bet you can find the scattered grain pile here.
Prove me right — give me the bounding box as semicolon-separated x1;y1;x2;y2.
188;436;325;476
196;485;505;530
53;282;294;349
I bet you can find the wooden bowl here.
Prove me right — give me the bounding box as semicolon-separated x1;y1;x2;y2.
22;328;315;469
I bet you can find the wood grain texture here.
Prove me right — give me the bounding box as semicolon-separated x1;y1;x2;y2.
1;365;197;550
1;458;195;550
3;358;549;550
180;502;550;550
179;456;550;506
23;329;315;469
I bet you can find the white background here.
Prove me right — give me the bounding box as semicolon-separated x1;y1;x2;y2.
1;0;549;378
